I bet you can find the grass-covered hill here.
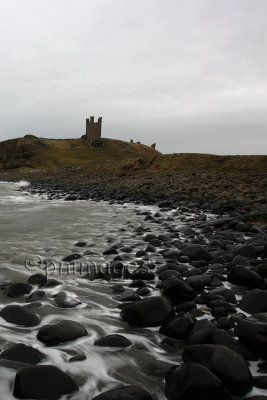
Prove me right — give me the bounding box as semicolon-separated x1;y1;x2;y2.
0;136;159;172
0;135;266;174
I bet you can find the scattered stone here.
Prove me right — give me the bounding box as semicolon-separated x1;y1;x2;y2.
239;289;267;314
0;305;40;326
62;253;82;262
53;292;81;308
42;279;61;288
186;319;215;345
162;277;195;306
37;320;88;346
13;365;79;399
165;362;231;400
183;344;253;396
121;296;174;327
180;244;211;261
94;334;132;347
28;274;47;286
3;283;32;298
0;344;44;365
160;316;195;340
69;353;86;362
227;265;263;288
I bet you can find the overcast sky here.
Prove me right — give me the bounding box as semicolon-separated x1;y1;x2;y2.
0;0;266;154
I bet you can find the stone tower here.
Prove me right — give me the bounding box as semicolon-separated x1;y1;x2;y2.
85;116;102;141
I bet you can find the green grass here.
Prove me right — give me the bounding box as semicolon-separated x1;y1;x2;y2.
0;136;266;174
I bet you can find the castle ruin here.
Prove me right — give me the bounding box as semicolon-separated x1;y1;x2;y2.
82;116;103;147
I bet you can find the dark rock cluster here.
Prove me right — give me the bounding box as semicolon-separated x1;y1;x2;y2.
0;182;266;399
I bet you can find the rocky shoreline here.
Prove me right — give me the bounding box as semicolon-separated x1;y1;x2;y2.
0;168;265;224
0;178;266;399
0;173;267;399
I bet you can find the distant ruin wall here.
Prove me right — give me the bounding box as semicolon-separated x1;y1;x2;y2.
85;116;102;141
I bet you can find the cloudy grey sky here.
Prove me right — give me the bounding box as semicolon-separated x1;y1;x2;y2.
0;0;266;154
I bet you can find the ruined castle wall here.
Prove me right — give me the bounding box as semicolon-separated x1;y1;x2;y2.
86;117;102;140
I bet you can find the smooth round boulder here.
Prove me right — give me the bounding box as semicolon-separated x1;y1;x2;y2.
0;305;40;327
158;270;181;281
233;244;259;259
131;268;155;281
160;316;195;340
94;334;132;348
186;319;215;345
4;283;32;298
28;274;47;286
91;385;152;400
234;313;267;354
180;244;211;261
0;344;44;365
53;292;81;308
120;296;174;327
227;266;263;288
182;344;253;396
162;277;195;306
13;365;79;399
165;362;231;400
37;320;87;346
239;289;267;314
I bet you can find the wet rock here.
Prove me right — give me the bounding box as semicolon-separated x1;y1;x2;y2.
187;319;216;345
143;233;157;242
0;305;40;326
227;265;263;288
112;285;124;293
162;277;195;306
3;283;32;298
27;290;46;302
94;334;132;347
234;313;267;355
163;249;180;260
91;385;152;400
158;270;181;281
69;353;86;362
183;344;253;396
175;302;196;313
180;244;211;261
0;344;44;365
157;263;187;275
233;244;259;259
165;362;231;400
186;276;206;292
135;287;150;296
120;296;174;327
129;280;146;288
13;365;79;399
37;320;88;346
208;329;241;354
53;292;81;308
208;288;237;304
42;279;61;288
230;255;250;267
253;376;267;389
28;274;47;286
117;290;141;302
62;253;82;262
160;316;195;340
136;250;146;257
239;289;267;314
131;267;155;281
74;241;87;247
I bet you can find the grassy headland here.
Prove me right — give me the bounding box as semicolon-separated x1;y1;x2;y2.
0;135;266;224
